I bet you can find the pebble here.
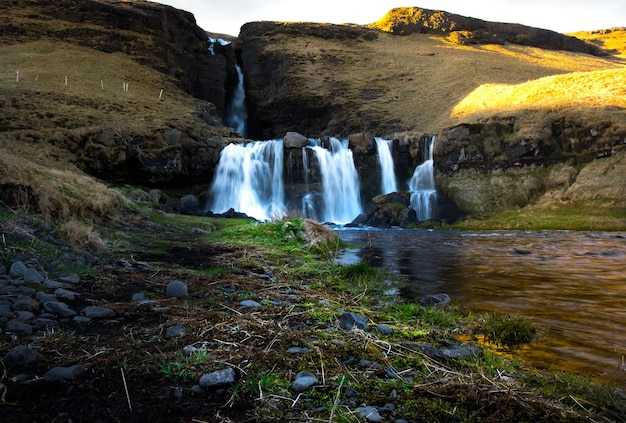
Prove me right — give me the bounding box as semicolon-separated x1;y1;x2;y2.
291;371;318;392
43;279;72;290
419;293;451;307
165;324;186;338
199;368;236;388
9;261;27;278
376;324;393;335
239;300;262;308
82;306;115;319
355;405;382;422
339;311;368;330
23;267;44;283
54;288;79;301
59;273;80;284
44;364;86;381
286;347;312;354
5;320;34;336
3;345;39;367
43;301;77;318
166;280;188;298
12;297;40;313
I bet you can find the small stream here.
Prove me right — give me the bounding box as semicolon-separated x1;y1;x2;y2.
335;228;626;382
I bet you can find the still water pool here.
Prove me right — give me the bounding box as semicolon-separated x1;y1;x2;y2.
336;229;626;382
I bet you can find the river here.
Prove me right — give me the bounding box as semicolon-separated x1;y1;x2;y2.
335;228;626;383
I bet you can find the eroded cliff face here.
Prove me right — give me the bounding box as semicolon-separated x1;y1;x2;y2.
238;22;380;140
431;117;626;218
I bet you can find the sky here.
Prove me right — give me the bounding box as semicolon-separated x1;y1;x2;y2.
156;0;625;36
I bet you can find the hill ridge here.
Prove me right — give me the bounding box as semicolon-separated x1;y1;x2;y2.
368;6;604;56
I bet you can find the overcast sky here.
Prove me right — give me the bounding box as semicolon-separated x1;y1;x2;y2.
156;0;625;36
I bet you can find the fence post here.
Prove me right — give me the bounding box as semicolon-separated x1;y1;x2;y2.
16;70;19;82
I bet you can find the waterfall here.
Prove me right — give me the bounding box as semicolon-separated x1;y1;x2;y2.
309;138;362;224
208;140;284;221
375;137;397;194
208;37;230;55
408;135;437;221
224;64;248;137
208;136;363;225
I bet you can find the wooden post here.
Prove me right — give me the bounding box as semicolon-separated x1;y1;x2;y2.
159;88;163;99
101;80;104;90
16;70;19;82
65;76;68;86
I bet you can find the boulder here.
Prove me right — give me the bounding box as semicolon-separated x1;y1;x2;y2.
283;132;309;148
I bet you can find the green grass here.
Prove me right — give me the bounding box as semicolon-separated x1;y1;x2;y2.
158;350;213;380
481;314;537;347
454;203;626;231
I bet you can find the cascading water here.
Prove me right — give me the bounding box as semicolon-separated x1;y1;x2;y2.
208;140;284;221
224;64;248;138
408;135;437;221
375;137;397;194
308;138;362;224
208;136;363;225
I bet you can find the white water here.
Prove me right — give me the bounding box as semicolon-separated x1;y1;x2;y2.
309;138;362;224
375;137;397;194
408;135;437;221
224;64;248;137
208;37;230;55
208;140;284;221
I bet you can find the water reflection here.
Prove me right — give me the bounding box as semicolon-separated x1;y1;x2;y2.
336;229;626;382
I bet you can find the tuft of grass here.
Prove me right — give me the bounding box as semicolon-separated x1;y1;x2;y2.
481;314;537;348
158;350;213;380
57;218;108;252
338;261;380;282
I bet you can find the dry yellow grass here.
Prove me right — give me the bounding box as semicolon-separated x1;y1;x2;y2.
0;147;124;221
569;28;626;59
452;67;626;118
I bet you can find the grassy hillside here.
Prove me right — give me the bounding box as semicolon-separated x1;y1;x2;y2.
251;26;625;135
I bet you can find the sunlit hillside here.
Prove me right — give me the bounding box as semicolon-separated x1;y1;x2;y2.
569;28;626;59
452;67;626;118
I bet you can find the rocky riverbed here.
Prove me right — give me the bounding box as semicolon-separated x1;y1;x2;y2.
1;211;623;422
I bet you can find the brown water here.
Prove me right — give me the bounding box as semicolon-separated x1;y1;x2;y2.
336;229;626;382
